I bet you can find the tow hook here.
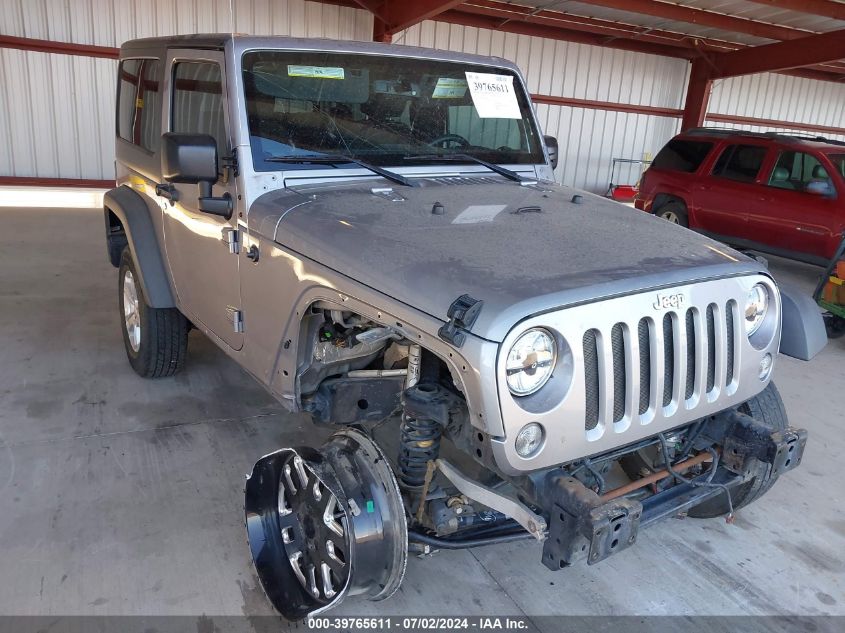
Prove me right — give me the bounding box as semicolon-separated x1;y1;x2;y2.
244;429;407;619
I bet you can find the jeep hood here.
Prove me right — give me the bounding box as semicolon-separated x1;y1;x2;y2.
249;176;764;342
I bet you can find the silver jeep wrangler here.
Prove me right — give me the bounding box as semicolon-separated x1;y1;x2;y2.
104;35;823;619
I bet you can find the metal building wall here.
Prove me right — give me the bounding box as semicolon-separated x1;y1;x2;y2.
0;0;373;181
394;20;688;193
705;72;845;142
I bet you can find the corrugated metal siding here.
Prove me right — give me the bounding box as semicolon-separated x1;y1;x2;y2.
396;20;687;192
707;72;845;141
2;1;844;189
0;0;373;181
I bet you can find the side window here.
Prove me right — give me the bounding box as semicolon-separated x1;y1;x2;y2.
172;62;227;160
712;144;767;183
117;59;162;152
651;140;713;173
768;150;832;194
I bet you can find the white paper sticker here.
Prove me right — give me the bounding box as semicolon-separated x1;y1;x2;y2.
452;204;508;225
432;77;468;99
287;65;345;80
465;72;521;119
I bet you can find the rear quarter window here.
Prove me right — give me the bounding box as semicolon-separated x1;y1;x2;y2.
651;139;713;173
117;58;162;152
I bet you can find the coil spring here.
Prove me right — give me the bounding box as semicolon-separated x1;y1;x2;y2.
398;413;442;490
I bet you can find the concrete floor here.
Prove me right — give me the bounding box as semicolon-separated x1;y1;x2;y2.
0;207;843;622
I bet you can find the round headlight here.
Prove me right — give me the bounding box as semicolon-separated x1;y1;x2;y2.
744;284;770;336
506;328;557;396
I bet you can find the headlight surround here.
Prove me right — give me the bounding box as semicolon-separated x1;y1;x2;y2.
506;328;557;396
744;283;770;336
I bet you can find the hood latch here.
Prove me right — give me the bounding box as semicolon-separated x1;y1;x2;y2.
438;294;484;347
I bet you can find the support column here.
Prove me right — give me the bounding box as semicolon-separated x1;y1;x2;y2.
681;58;713;131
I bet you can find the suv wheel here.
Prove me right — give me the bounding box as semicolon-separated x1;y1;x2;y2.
118;246;188;378
687;382;788;518
656;201;688;227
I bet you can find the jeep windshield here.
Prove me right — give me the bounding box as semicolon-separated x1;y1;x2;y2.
241;50;545;172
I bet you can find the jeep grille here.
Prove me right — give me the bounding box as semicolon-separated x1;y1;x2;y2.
581;301;738;436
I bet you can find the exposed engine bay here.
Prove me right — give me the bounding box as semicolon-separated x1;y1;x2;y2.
245;306;808;619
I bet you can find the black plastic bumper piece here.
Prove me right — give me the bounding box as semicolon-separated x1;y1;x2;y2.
541;475;642;570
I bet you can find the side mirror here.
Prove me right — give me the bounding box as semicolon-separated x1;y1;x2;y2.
160;132;232;219
544;135;559;170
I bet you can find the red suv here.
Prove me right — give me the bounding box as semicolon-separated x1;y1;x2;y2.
636;128;845;266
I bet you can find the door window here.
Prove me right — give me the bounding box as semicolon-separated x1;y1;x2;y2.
712;144;767;183
768;150;834;195
651;139;713;173
171;62;227;161
117;59;162;152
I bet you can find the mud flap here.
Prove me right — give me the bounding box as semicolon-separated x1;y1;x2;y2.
245;430;407;620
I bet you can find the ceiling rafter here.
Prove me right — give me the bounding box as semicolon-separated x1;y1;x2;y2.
742;0;845;21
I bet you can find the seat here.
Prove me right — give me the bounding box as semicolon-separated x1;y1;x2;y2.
769;166;796;190
806;163;834;195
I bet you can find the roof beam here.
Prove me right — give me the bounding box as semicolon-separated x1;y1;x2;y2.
453;2;845;74
742;0;845;21
575;0;816;41
713;28;845;77
375;0;469;35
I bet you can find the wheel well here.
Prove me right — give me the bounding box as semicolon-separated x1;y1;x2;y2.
652;194;687;214
105;208;128;267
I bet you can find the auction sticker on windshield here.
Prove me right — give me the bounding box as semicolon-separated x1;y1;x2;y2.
465;72;521;119
287;65;345;80
432;77;468;99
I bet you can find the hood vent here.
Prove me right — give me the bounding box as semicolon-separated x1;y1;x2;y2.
425;175;503;186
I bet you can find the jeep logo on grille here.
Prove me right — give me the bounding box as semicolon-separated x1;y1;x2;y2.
653;292;686;310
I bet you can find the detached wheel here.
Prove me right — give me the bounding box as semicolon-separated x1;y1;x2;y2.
118;246;188;378
656;201;689;227
688;382;787;518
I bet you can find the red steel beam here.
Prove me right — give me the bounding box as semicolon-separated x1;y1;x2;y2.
379;0;468;35
714;28;845;77
742;0;845;21
439;9;698;58
575;0;818;41
531;94;683;117
0;176;114;188
452;2;845;75
0;34;118;58
681;58;714;131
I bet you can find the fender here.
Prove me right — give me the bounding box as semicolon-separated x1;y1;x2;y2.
778;283;826;361
103;186;176;308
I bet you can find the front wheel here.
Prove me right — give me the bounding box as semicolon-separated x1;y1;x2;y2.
655;201;689;227
688;382;788;518
118;247;188;378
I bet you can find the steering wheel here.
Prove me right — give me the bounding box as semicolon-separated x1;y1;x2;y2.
427;134;470;150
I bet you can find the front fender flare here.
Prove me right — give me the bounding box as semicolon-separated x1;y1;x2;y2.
778;283;826;361
104;186;175;308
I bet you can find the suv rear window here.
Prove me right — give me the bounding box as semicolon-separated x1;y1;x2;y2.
117;58;162;152
651;139;713;173
712;144;767;183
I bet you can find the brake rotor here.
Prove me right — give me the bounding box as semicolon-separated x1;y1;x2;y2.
245;429;407;620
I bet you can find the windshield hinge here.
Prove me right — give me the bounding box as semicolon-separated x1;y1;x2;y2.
227;307;244;333
222;227;240;254
438;294;484;347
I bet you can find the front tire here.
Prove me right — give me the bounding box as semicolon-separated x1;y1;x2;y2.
688;382;788;518
656;201;689;227
118;247;188;378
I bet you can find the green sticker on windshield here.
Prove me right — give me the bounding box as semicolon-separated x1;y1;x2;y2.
432;77;468;99
287;65;345;80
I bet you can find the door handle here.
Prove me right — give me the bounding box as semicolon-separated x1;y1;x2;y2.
155;183;179;202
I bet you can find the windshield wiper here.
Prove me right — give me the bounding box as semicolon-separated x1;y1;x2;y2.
265;155;416;188
403;153;536;184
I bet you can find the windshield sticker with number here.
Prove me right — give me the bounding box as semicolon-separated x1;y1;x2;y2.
465;72;521;119
287;65;345;80
432;77;468;99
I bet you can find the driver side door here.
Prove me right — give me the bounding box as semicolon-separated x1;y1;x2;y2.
160;50;243;350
